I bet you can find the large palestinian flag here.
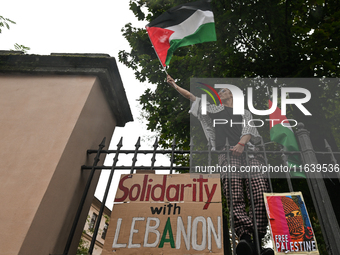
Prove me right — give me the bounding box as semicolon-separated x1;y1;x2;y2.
146;0;216;67
269;99;304;178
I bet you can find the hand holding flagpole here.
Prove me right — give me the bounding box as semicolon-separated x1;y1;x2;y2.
166;74;196;101
166;75;178;90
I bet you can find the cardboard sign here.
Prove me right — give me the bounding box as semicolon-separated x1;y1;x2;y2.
102;174;223;255
264;192;319;255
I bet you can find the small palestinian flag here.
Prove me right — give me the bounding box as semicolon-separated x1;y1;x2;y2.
269;99;304;178
146;0;216;67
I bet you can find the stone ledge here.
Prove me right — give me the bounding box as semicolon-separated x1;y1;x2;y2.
0;52;133;127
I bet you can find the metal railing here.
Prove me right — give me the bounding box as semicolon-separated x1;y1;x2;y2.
63;123;340;255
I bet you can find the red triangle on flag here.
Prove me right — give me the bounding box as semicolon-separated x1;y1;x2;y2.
146;26;174;67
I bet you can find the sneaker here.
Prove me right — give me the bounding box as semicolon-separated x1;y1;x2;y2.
260;248;274;255
252;247;274;255
236;239;253;255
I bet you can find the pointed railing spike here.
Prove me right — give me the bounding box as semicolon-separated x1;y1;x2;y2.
224;137;231;164
170;136;176;174
208;138;212;169
189;137;194;173
151;137;158;170
135;137;141;148
225;137;230;147
117;137;123;148
325;139;338;166
172;135;176;147
131;137;141;174
190;136;194;147
324;139;331;149
279;145;293;192
324;139;335;158
153;137;159;148
99;137;106;148
94;137;106;166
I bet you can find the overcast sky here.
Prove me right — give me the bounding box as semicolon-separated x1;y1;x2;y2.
1;0;172;209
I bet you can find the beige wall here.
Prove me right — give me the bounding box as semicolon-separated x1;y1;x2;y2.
0;75;117;255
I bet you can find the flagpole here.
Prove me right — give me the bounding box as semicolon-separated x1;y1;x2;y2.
146;26;168;76
153;47;168;76
152;45;168;75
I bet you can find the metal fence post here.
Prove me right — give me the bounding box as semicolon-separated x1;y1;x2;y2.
63;137;106;255
170;136;176;174
130;137;141;174
295;123;340;255
224;138;236;255
89;138;123;254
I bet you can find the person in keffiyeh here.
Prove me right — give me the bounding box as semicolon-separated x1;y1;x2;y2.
281;196;306;242
167;75;274;255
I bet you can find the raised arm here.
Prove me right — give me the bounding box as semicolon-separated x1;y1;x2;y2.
167;75;196;102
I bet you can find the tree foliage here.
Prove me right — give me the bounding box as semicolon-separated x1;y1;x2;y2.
12;43;30;54
0;15;16;33
76;234;90;255
1;15;30;53
119;0;340;154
